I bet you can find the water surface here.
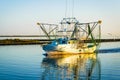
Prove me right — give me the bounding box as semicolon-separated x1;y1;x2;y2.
0;42;120;80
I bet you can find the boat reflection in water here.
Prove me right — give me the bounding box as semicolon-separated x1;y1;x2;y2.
41;53;101;80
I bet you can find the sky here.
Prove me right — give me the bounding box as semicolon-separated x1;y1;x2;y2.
0;0;120;38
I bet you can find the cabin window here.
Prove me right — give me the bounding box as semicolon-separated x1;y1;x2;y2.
62;40;66;44
68;41;70;44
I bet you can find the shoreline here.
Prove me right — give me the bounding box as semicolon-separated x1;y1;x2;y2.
0;39;120;45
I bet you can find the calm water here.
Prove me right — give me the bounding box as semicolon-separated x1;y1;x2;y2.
0;42;120;80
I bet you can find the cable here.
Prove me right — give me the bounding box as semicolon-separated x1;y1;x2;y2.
72;0;74;17
65;0;68;18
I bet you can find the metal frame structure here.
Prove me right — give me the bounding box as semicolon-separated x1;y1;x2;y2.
37;23;58;40
37;17;101;45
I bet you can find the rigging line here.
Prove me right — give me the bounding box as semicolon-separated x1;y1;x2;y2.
65;0;68;18
72;0;74;17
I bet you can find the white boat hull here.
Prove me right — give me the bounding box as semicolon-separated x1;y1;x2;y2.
56;44;96;54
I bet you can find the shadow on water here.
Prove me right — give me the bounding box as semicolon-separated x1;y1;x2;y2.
41;53;101;80
97;47;120;53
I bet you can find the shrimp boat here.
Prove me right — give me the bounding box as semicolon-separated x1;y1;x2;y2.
37;17;102;54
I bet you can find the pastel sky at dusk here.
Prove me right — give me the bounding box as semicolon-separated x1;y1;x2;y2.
0;0;120;38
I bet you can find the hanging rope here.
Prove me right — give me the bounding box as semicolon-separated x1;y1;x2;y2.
65;0;68;18
72;0;74;17
65;0;75;18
